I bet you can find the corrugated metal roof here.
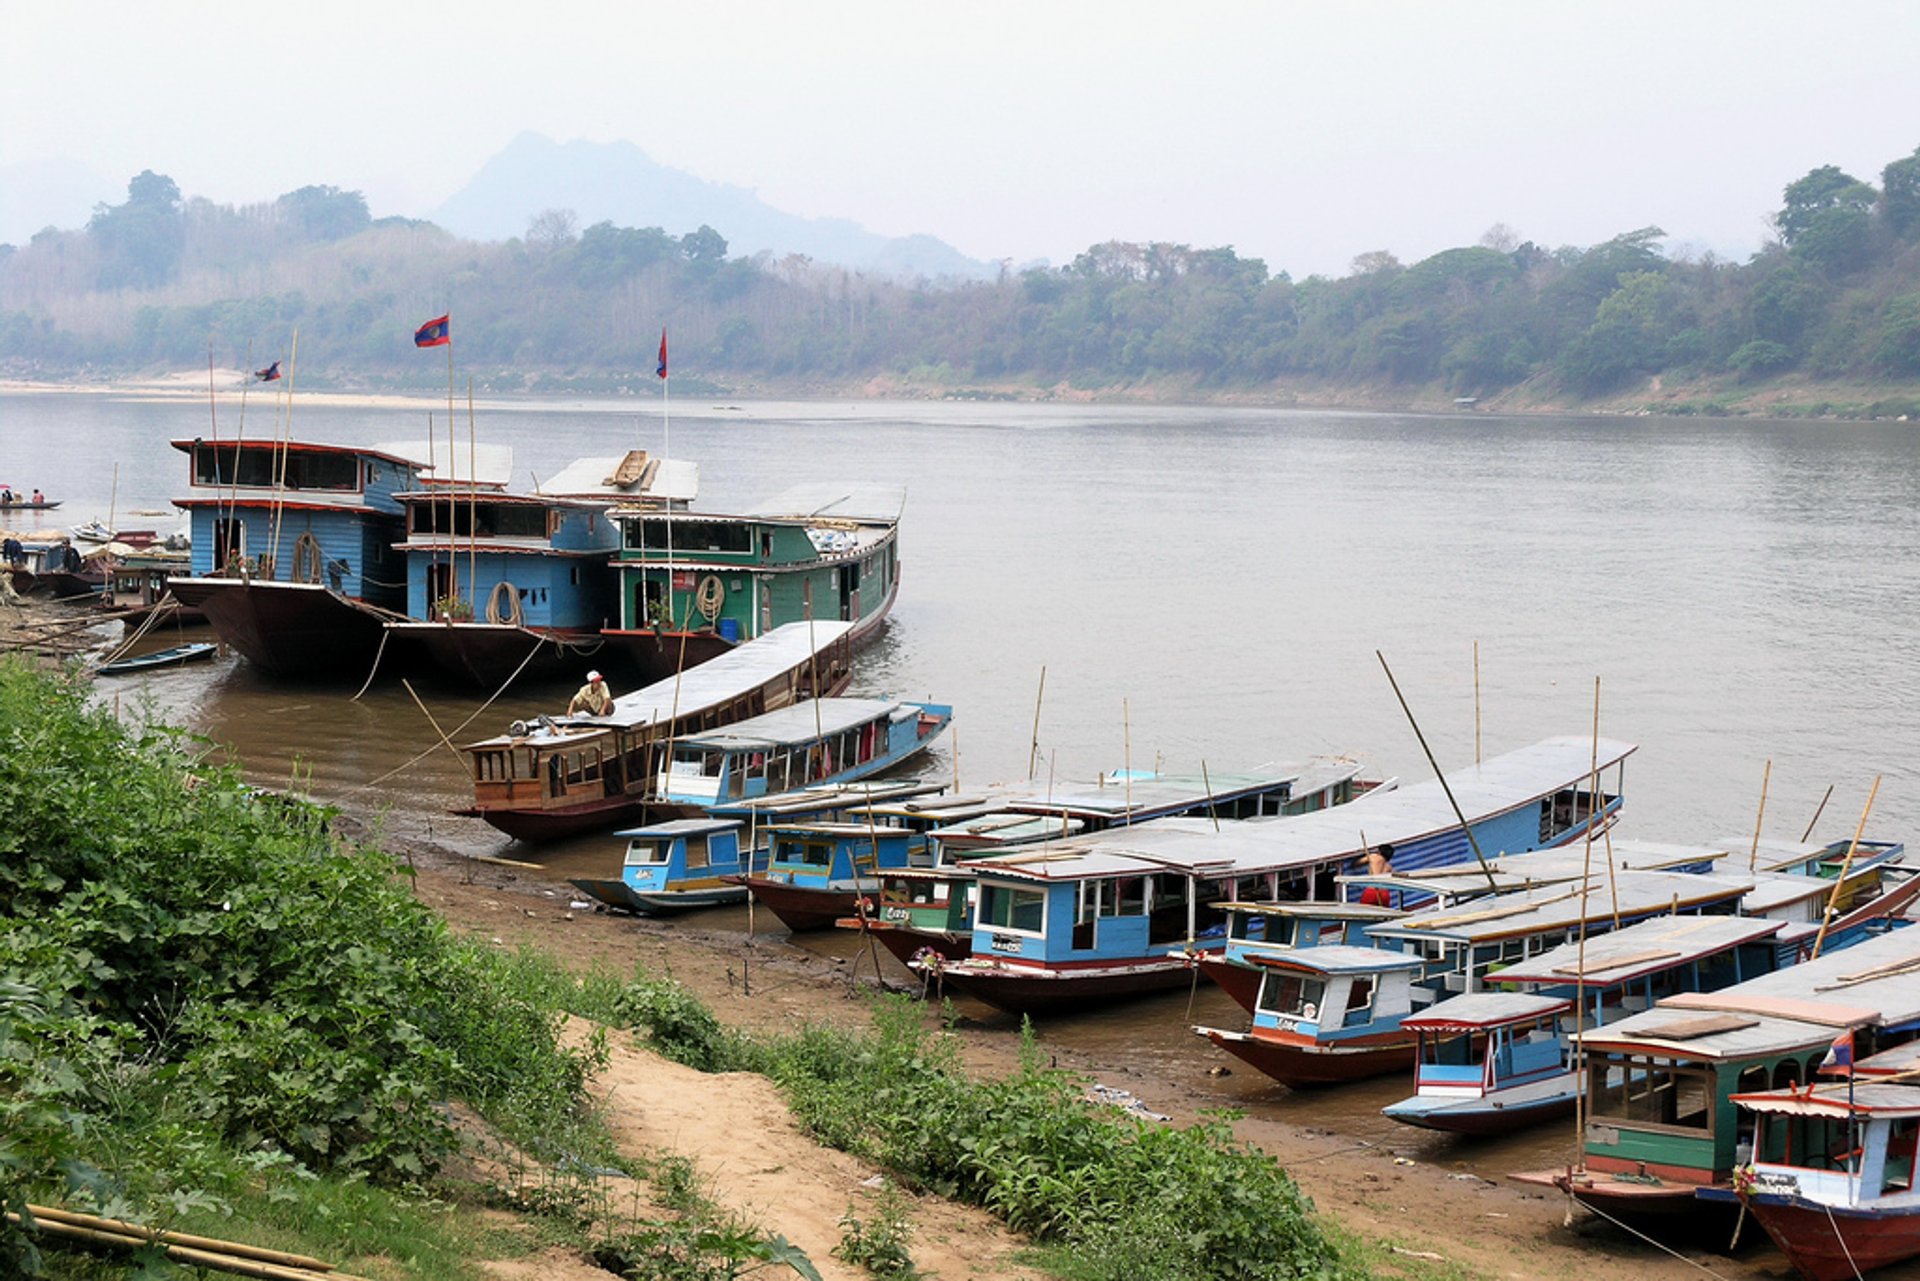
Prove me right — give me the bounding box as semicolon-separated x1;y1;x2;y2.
1254;944;1425;975
1404;991;1571;1030
964;737;1635;886
744;484;907;522
1733;1083;1920;1117
1663;927;1920;1029
672;698;919;751
1368;871;1751;945
541;455;700;502
1493;914;1784;987
613;818;743;837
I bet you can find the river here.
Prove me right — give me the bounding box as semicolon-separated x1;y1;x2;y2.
11;387;1920;1185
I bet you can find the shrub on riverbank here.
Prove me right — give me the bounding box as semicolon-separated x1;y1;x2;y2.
0;660;606;1273
626;978;1350;1281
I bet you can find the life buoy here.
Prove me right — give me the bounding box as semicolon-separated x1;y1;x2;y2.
695;574;725;622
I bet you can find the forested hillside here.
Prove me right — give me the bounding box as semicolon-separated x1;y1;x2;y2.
4;146;1920;412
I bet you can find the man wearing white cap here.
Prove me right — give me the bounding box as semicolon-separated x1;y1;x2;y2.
567;670;613;717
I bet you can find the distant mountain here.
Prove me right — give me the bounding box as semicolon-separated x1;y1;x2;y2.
429;132;996;281
0;157;120;246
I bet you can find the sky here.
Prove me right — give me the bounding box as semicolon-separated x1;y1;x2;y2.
6;2;1920;277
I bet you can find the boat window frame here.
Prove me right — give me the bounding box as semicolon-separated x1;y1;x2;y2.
978;881;1047;935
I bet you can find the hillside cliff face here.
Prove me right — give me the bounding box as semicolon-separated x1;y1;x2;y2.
428;132;994;281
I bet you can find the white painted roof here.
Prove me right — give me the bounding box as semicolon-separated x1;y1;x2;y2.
373;440;514;487
542;455;700;503
745;484;907;522
1493;914;1785;987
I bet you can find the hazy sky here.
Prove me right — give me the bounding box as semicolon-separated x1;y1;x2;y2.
7;2;1920;277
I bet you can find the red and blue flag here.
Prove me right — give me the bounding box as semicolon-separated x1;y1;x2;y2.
1821;1028;1855;1076
656;328;668;379
254;360;281;382
414;315;451;348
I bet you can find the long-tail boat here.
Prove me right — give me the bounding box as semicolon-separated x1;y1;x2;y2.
455;619;853;842
567;818;765;913
915;736;1636;1015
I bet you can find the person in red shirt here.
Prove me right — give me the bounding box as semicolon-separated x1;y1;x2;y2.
1358;844;1395;907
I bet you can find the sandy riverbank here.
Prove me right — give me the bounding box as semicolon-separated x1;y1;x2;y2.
355;812;1797;1281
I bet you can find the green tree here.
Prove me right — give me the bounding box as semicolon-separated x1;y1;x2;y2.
1882;147;1920;239
1874;293;1920;375
87;169;185;289
1777;165;1877;271
276;185;371;241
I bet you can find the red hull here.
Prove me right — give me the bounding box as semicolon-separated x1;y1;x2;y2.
457;792;650;843
169;579;388;678
1200;1027;1415;1089
1193;953;1263;1013
1744;1196;1920;1281
737;878;864;934
928;960;1199;1015
837;920;971;967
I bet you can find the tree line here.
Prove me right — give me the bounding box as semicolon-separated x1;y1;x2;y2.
4;146;1920;403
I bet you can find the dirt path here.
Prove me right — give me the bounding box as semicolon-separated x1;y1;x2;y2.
379;820;1788;1280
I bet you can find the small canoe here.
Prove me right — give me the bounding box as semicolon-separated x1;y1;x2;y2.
98;642;219;676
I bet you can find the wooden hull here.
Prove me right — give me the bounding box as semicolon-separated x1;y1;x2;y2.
1508;1167;1713;1218
98;642;219;676
568;877;748;914
1382;1086;1576;1136
1739;1193;1920;1281
168;578;389;679
386;621;601;689
926;957;1199;1015
115;599;209;628
1193;952;1264;1013
610;575;897;685
459;792;649;843
1199;1026;1415;1089
837;919;972;966
736;878;870;934
33;570;105;599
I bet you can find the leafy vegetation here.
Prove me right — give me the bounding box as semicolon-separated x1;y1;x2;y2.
626;983;1350;1281
8;145;1920;408
0;658;798;1279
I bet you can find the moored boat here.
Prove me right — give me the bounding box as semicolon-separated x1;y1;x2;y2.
733;822;917;933
96;641;220;676
568;818;765;913
456;620;854;843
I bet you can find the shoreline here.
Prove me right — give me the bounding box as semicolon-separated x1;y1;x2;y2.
360;810;1789;1280
6;369;1920;422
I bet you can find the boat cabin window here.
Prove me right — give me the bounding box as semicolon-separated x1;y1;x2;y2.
671;746;727;778
684;836;710;870
979;884;1045;933
1588;1056;1713;1134
1229;910;1284;945
629;519;753;554
1342;977;1377;1027
1256;973;1326;1022
472;749;512;783
776;839;836;869
193;443;359;491
1420;1029;1489;1068
625;840;668;867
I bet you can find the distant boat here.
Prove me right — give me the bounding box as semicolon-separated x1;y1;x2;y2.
70;519;115;544
0;497;60;511
97;641;219;676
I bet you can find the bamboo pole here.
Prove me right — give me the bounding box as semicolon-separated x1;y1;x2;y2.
1027;665;1047;781
1376;650;1499;891
400;678;465;763
1802;784;1835;842
1122;697;1132;822
1811;777;1882;959
22;1204;335;1270
1748;759;1772;872
467;378;478;612
1473;640;1482;764
1202;759;1220;832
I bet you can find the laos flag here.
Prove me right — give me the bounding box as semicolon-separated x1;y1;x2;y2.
414;314;451;348
1821;1028;1854;1076
656;328;668;379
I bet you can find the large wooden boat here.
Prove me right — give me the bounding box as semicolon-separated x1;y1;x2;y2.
456;620;853;843
650;697;952;819
599;483;904;682
167;437;508;678
918;737;1636;1016
1509;926;1920;1222
384;450;696;689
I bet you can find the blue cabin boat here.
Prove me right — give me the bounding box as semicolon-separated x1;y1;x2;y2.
734;821;917;933
568;818;765;913
166;437;506;678
920;737;1636;1016
1195;870;1757;1089
652;697;953;817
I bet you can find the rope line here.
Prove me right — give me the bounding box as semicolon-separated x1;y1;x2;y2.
351;636;549;794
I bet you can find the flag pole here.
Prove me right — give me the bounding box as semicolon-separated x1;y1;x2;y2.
446;319;457;609
658;328;673;644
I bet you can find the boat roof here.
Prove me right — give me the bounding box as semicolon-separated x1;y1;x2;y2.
673;698;922;751
465;619;855;745
614;818;743;838
1487;839;1731;881
768;821;913;838
1005;760;1364;822
1367;871;1753;946
542;454;700;504
744;484;906;523
1579;1007;1841;1060
1215;900;1402;922
1249;944;1426;976
1731;1082;1920;1118
963;737;1637;886
1736;870;1843;914
373;440;515;486
1491;914;1786;988
1854;1041;1920;1076
1402;991;1573;1031
1655;927;1920;1032
1721;836;1904;874
714;779;951;818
